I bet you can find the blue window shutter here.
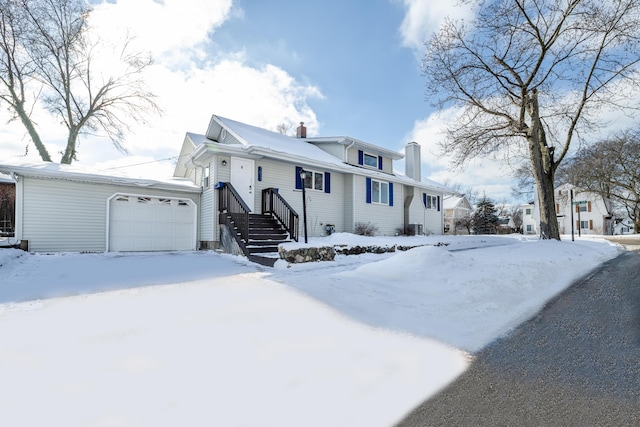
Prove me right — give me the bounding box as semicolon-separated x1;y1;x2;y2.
358;150;364;165
366;177;372;203
295;166;302;189
423;193;427;207
389;182;394;206
437;195;441;211
324;172;331;194
378;156;383;170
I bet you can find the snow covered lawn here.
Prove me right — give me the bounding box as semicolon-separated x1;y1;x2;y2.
0;234;621;426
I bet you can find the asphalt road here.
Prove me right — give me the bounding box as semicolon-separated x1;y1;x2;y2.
396;250;640;427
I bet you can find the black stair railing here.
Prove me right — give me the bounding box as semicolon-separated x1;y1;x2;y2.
262;188;299;242
217;182;251;242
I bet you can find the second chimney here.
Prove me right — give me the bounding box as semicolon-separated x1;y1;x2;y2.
405;141;422;182
296;122;307;138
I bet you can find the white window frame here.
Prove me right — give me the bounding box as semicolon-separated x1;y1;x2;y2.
363;152;378;168
425;194;437;210
203;165;210;189
580;220;589;229
525;208;532;215
371;179;389;204
303;170;324;192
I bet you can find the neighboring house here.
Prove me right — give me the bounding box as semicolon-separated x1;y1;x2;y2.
0;173;15;235
521;202;538;235
613;217;634;235
0;114;448;263
554;183;614;235
443;194;472;234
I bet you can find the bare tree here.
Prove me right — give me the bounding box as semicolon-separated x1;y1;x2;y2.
563;129;640;232
0;0;159;164
423;0;640;240
276;122;292;135
510;205;523;233
456;214;473;234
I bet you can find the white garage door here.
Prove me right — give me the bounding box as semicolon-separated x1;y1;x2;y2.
108;195;196;251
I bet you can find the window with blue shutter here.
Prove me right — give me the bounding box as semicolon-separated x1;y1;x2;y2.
423;193;439;210
367;178;392;205
358;150;364;165
378;156;383;170
296;166;330;193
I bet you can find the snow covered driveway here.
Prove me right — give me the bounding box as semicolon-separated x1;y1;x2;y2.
0;235;622;426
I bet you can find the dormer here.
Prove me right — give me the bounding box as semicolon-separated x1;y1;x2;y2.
305;136;403;175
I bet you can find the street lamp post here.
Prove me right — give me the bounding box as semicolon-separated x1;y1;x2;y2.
299;169;309;243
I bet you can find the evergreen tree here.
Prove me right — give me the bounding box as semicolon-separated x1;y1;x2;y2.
472;197;499;235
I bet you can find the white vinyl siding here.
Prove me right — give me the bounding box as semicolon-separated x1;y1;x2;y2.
21;177;199;252
200;183;215;242
354;175;402;236
313;143;345;161
346;147;393;174
253;158;345;238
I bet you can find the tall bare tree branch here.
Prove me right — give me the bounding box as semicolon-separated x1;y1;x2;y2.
423;0;640;239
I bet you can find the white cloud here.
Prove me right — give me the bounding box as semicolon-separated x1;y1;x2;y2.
0;0;323;178
89;0;233;58
398;0;474;51
405;108;520;202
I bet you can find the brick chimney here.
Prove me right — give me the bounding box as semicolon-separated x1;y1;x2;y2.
405;141;421;181
296;122;307;138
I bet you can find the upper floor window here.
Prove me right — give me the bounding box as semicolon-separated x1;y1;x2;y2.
525;208;532;215
363;153;378;168
358;150;383;170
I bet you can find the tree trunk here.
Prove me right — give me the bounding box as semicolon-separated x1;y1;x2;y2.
60;127;79;164
14;98;52;162
526;90;560;240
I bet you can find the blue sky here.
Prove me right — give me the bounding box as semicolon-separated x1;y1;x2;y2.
0;0;516;201
211;1;426;142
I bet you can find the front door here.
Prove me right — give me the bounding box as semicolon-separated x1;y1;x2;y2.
230;157;255;212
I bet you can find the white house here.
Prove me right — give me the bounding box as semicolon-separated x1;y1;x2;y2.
443;194;472;234
554;183;614;235
613;217;634;235
521;202;538;235
0;114;449;265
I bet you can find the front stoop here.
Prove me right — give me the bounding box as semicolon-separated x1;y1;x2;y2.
222;213;291;267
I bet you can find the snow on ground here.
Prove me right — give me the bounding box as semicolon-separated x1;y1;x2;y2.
0;234;622;426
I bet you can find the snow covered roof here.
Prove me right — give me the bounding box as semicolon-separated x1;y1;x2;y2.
443;195;470;210
304;136;404;160
192;114;449;193
0;172;14;184
0;161;201;192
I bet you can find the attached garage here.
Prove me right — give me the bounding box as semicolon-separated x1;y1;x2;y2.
108;194;197;251
0;163;201;253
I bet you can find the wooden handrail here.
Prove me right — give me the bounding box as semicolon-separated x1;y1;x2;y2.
217;182;250;242
262;188;299;242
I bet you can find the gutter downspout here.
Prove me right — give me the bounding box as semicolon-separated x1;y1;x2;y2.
10;173;23;246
